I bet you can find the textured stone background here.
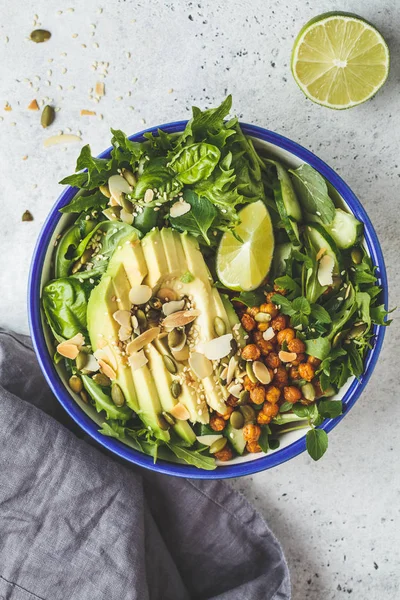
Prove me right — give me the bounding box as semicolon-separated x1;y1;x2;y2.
0;1;399;598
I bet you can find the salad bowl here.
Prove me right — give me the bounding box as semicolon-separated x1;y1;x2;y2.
28;117;388;479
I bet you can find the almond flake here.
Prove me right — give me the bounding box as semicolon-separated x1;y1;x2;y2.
252;361;271;384
189;352;213;379
144;188;154;203
163;309;200;329
169;402;190;421
128;350;148;371
278;351;297;363
113;309;131;327
226;355;238;385
80;109;96;116
27;99;39;111
129;284;152;305
93;346;118;371
108;174;132;205
263;327;275;341
317;254;335;286
162;299;185;316
170;200;191;218
126;327;160;354
56;343;80;359
95;81;105;96
43;134;82;147
82;354;100;373
227;383;243;398
171;346;190;362
118;325;132;342
98;359;116;379
4;103;12;111
200;334;233;361
157;287;178;302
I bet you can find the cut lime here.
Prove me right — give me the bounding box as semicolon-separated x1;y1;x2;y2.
216;201;274;291
291;12;390;109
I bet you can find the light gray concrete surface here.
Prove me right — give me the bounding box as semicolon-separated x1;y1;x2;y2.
0;1;399;598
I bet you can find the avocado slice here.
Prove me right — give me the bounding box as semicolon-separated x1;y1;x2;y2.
107;231;148;287
141;228;169;288
220;293;246;348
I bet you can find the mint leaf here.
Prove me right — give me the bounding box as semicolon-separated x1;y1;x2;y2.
289;164;335;224
306;428;328;461
310;303;332;323
271;294;295;316
170;189;217;245
279;402;293;413
292;402;319;423
318;400;343;419
292;296;311;315
274;275;301;298
232;289;266;307
305;337;331;360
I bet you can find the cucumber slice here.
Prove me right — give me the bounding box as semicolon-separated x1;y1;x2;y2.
225;423;246;455
270;242;292;279
274;162;302;222
324;209;363;249
305;223;341;274
274;183;301;246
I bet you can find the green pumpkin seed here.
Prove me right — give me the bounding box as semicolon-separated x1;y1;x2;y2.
246;361;258;383
69;375;83;394
347;323;368;339
351;248;363;265
218;364;227;386
102;206;121;221
237;389;250;405
230;411;244;430
163;355;177;374
214;316;226;337
30;29;51;43
170;380;182;399
75;352;88;371
22;210;34;222
136;309;147;330
120;193;133;214
122;168;137;187
162;411;176;426
41;105;55;128
255;312;271;323
240;404;256;423
93;373;111;387
229;338;238;358
71;259;82;274
332;330;348;348
209;437;228;454
80;389;89;404
168;328;185;351
157;414;170;431
80;248;93;265
111;383;125;407
301;383;316;402
149;297;163;310
99;184;111;198
147;308;160;325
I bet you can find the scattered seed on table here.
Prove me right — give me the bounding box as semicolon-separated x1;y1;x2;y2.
22;210;33;221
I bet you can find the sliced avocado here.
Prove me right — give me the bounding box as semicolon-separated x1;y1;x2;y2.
160;228;186;278
220;293;246;348
107;231;147;287
141;228;169;288
225;422;246;455
180;233;213;289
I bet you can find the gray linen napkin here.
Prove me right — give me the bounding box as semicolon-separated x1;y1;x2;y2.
0;329;290;600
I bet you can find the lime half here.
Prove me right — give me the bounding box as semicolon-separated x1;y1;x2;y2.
291;12;390;109
216;200;274;291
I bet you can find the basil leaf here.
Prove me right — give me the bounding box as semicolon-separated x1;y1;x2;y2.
133;160;181;200
292;402;319;423
42;278;88;339
306;428;328;461
279;402;293;413
55;224;83;278
232;289;266;308
167;444;216;470
305;337;331;360
289;164;335;224
318;400;343;419
170;189;217;245
60;190;108;214
310;303;332;323
170;142;220;184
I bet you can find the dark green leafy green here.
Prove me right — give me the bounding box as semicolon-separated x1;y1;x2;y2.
170;143;220;184
167;444;216;470
82;375;133;421
42;278;88;339
170;189;217;245
305;337;331;360
306;428;328;461
318;400;343;419
60;190;108;214
310;303;332;323
370;304;393;326
274;275;301;298
232;289;266;308
289;164;335;224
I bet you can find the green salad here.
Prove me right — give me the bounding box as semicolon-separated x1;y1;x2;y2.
42;95;390;469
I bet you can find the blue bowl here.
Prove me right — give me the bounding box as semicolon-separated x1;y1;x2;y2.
28;121;388;479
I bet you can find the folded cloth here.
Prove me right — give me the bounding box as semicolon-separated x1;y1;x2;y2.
0;330;290;600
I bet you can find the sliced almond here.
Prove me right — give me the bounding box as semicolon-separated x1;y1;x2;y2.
144;188;154;203
80;109;96;116
94;346;118;371
157;287;177;302
120;209;134;224
81;354;100;373
113;309;132;328
263;327;275;341
128;350;148;371
253;361;271;384
316;247;327;261
227;383;243;398
44;134;82;147
169;402;190;421
162;299;185;317
126;327;160;354
226;355;238;386
109;196;120;207
108;174;132;205
317;254;335;286
129;284;152;305
172;346;190;362
118;325;133;342
189;352;213;379
57;343;80;359
67;332;85;347
170;201;191;218
27;99;39;111
95;81;105;96
163;309;200;329
200;334;233;361
98;359;116;380
278;351;297;363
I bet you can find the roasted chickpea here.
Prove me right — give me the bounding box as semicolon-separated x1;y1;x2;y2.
256;338;274;356
217;405;234;420
290;353;306;367
260;302;279;318
262;401;279;418
250;386;266;405
298;362;315;382
271;315;288;331
214;446;234;461
247;306;260;318
308;355;322;367
210;414;226;431
265;291;275;303
265;385;281;404
253;330;263;344
257;411;271;425
257;322;269;332
246;441;262;453
243;375;258;392
241;344;261;361
241;313;256;332
277;328;296;346
226;394;239;407
288;338;306;354
273;366;289;388
289;366;301;380
243;423;261;442
265;352;281;369
283;385;302;403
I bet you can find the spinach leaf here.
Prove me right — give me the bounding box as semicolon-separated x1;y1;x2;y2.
310;303;332;323
73;221;138;269
305;337;331;360
167;443;216;470
318;400;343;419
55;224;83;278
289;164;335;224
170;189;217;245
60;190;108;214
232;289;266;307
42;278;88;339
170;143;220;184
306;428;328;461
133;159;182;200
185;94;232;140
82;375;133;422
110;128;145;166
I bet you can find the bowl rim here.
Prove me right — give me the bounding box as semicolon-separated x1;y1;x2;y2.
28;120;388;479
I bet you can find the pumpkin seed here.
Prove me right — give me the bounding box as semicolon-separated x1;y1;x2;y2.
351;248;363;265
120;193;133;213
121;168;137;187
170;380;182;399
347;323;368;339
69;375;83;394
71;259;82;274
157;414;170;431
237;389;250;405
168;328;186;351
111;383;125;407
75;351;88;371
157;287;177;302
41;105;55;128
301;383;316;402
136;309;147;330
255;312;271;323
332;330;349;348
246;361;258;383
99;184;111;198
209;437;228;454
22;210;34;222
240;404;256;423
229;338;238;358
218;364;228;386
147;308;161;325
230;411;244;430
30;29;51;43
93;373;111;387
80;248;93;265
149;296;163;310
102;206;121;221
162;411;176;426
214;316;226;337
80;389;89;404
163;355;177;374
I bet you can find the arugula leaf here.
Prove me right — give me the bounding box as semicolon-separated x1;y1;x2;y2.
305;337;331;360
110;128;144;165
318;400;343;419
170;142;220;184
167;444;216;470
187;94;232;139
354;270;377;285
170;189;217;245
232;289;266;307
42;277;88;339
289;164;335;224
355;291;371;329
347;341;364;378
274;275;301;298
306;428;328;461
59;172;90;188
60;190;108;214
76;144;109;176
370;304;394;326
310;303;332;323
82;375;133;422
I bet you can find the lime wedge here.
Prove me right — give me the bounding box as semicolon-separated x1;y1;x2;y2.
216;201;274;291
291;12;390;109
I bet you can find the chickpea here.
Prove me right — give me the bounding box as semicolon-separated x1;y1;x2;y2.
273;366;289;388
246;441;262;453
289;366;301;380
243;423;261;442
241;313;256;332
265;291;275;303
277;328;296;346
260;302;279;318
265;352;281;369
256;338;274;356
226;394;239;407
265;385;281;404
308;355;321;367
283;386;302;403
271;315;288;331
257;322;269;332
298;362;315;382
257;411;271;425
288;338;306;354
210;414;226;431
250;386;266;405
214;446;234;461
241;344;261;361
217;405;234;420
247;306;260;318
243;375;259;392
291;353;307;367
253;330;264;344
262;402;279;418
